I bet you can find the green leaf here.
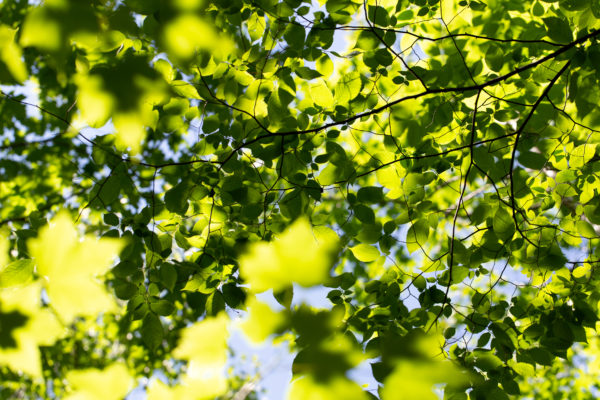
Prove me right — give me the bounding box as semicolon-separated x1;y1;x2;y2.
577;220;597;238
532;1;545;16
367;5;389;26
357;186;384;203
354;204;375;224
592;1;600;18
560;0;588;11
173;313;229;365
159;263;177;292
164;182;190;215
493;207;515;241
518;151;547;169
113;280;137;300
284;24;305;46
239;218;339;293
570;143;597;168
309;80;334;108
406;220;429;254
28;212;124;323
113;260;138;278
477;332;491;347
475;352;503;372
222;283;247;309
295;66;323;80
141;312;163;350
525;347;553;366
240;298;286;343
65;364;133;400
573;265;590;282
543;17;573;43
274;286;294;308
335;71;362;104
350;244;380;262
151;300;175;316
485;44;504;72
125;0;160;14
103;213;120;226
316;54;334;77
0;259;34;288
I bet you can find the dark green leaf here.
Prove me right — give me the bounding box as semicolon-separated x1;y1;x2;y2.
141;313;163;350
543;17;572;43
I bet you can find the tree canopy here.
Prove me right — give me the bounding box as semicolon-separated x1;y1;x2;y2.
2;0;600;398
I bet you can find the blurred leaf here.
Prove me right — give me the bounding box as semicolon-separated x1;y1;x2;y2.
240;218;338;293
28;212;123;323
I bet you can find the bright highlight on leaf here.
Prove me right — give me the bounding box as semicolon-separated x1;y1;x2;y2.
173;312;229;366
309;80;335;109
28;212;123;323
0;283;63;377
19;6;62;51
381;360;467;400
151;313;230;400
239;218;339;293
4;0;600;397
0;26;27;83
0;259;34;288
240;297;287;343
287;374;368;400
74;55;168;154
64;363;133;400
147;368;227;400
163;15;233;62
350;243;380;262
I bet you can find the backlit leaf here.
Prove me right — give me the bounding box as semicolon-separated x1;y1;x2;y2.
309;80;334;109
64;364;133;400
173;313;229;366
287;374;369;400
239;218;339;293
240;297;287;343
350;244;380;262
28;212;124;323
0;259;34;288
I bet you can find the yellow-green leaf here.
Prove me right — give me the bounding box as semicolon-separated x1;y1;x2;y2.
573;265;590;282
0;259;34;288
19;6;62;51
0;26;27;83
570;143;597;168
64;364;133;400
28;212;124;323
239;218;339;293
406;220;429;254
239;297;287;343
349;244;380;262
577;220;597;239
381;360;467;400
0;283;63;377
171;80;201;99
287;374;368;400
309;80;334;109
173;313;229;366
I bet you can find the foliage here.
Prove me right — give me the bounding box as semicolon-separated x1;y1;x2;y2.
1;0;600;398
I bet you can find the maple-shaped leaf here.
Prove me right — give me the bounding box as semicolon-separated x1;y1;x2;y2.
173;312;229;366
239;218;339;293
0;282;63;377
64;363;133;400
28;212;124;323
